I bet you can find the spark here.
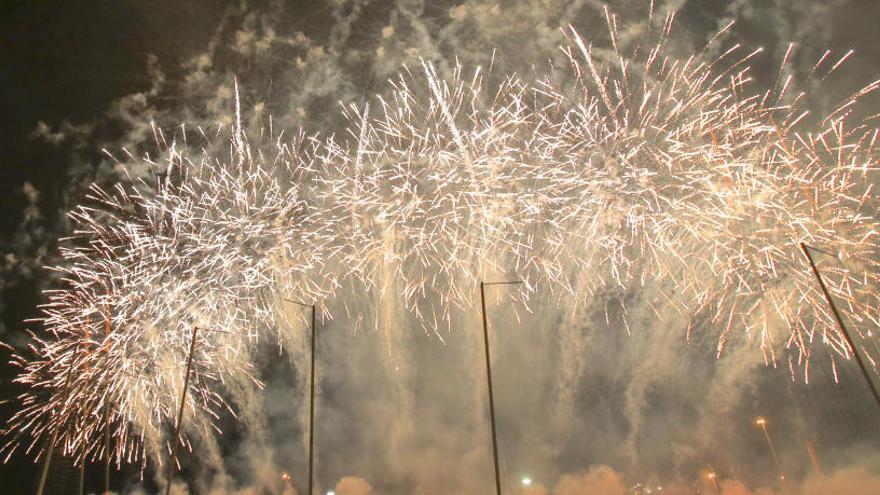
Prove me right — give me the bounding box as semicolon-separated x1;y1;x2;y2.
4;12;880;476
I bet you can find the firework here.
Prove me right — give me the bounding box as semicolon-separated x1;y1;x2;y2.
4;9;880;477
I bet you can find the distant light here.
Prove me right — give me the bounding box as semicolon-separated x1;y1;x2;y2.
755;416;767;426
522;477;532;486
327;492;335;495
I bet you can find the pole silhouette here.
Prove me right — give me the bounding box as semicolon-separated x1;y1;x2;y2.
35;357;80;495
164;326;199;495
308;304;316;495
103;402;111;494
801;243;880;411
287;299;317;495
479;280;522;495
755;417;785;480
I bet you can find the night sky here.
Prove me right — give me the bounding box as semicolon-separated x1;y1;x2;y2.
3;1;880;494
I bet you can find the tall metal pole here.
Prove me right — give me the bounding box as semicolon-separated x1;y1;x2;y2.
35;358;79;495
707;470;719;493
164;326;199;495
286;299;318;495
34;431;59;495
479;282;502;495
308;304;316;495
103;402;111;495
756;418;785;480
102;297;112;495
801;243;880;411
479;280;522;495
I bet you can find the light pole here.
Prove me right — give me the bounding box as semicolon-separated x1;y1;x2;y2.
286;299;318;495
707;470;719;493
103;397;111;494
755;417;785;481
479;280;523;495
164;326;200;495
35;355;81;495
801;243;880;412
102;307;113;495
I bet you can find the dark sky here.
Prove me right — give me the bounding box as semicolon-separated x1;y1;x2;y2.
1;2;226;492
2;1;880;494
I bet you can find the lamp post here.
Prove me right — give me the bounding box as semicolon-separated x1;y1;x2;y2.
103;401;111;495
755;417;785;481
479;280;523;495
287;299;317;495
164;326;200;495
800;243;880;412
35;356;80;495
707;471;719;493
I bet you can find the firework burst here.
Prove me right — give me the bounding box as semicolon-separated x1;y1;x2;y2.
4;10;880;474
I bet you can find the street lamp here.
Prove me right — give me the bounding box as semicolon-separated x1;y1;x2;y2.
706;471;718;493
801;243;880;412
164;326;201;495
286;298;318;495
755;417;785;481
479;280;523;495
164;326;231;495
